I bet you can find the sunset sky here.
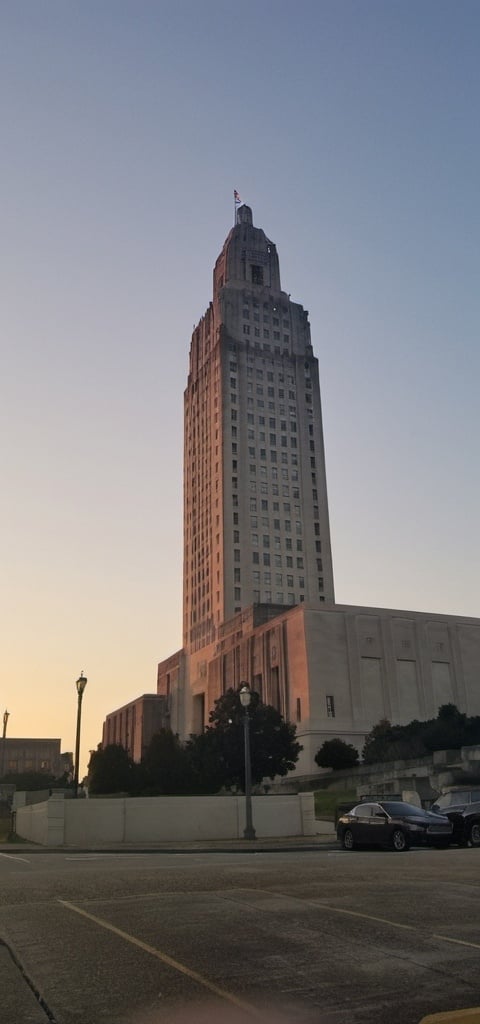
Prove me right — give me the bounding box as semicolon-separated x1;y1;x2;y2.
1;1;479;774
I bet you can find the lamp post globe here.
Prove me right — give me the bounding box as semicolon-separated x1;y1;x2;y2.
239;684;256;840
73;672;87;798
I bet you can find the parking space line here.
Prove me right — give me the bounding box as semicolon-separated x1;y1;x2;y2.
0;853;30;863
59;899;263;1017
256;891;416;932
266;891;480;951
433;935;480;951
308;903;416;929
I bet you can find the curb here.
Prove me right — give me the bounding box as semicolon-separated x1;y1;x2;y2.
419;1013;480;1023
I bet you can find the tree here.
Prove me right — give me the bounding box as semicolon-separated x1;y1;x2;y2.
88;744;137;795
423;704;468;752
141;730;192;794
315;738;359;770
362;719;393;764
187;688;302;792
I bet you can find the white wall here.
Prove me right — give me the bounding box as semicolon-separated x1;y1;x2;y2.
15;792;316;846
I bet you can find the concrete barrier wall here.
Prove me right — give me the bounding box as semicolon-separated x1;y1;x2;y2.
15;792;316;846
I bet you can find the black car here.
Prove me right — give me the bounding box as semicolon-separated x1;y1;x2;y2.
433;801;480;847
336;800;453;852
431;789;480;814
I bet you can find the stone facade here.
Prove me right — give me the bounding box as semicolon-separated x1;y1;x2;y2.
157;602;480;776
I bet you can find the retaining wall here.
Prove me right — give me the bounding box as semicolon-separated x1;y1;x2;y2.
15;791;315;846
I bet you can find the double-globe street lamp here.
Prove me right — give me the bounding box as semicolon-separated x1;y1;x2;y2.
239;684;256;840
73;672;87;798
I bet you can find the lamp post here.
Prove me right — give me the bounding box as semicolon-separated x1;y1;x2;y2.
1;710;9;780
239;684;256;840
73;672;87;798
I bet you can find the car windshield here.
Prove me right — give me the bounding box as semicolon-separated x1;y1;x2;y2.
381;802;425;816
434;791;480;809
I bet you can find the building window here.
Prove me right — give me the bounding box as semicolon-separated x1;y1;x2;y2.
252;265;264;285
326;695;335;718
296;698;301;722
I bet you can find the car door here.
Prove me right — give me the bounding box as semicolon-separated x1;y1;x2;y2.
368;803;391;845
352;803;376;844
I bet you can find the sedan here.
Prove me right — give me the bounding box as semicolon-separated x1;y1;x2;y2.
337;800;453;852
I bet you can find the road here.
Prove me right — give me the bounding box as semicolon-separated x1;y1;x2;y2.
1;845;480;1024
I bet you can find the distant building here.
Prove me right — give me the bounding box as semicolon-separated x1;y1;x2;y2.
102;694;169;762
1;738;63;777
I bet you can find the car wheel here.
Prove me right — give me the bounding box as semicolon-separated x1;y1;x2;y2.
391;828;409;852
342;828;355;851
468;821;480;847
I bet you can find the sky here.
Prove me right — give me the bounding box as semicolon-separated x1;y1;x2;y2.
1;0;479;775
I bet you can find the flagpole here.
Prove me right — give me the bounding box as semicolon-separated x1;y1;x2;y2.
233;189;241;226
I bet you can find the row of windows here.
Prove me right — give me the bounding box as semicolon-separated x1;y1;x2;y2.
248;466;299;483
251;571;305;586
242;309;290;329
251;525;303;542
252;553;305;569
243;326;289;342
233;555;323;576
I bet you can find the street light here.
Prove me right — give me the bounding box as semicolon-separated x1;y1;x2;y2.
73;672;87;798
1;710;9;780
239;684;256;840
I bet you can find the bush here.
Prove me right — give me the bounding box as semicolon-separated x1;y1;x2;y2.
315;738;359;770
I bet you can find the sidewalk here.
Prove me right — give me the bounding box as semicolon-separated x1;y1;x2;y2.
0;832;337;855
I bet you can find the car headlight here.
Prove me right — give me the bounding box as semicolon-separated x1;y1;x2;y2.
405;823;425;831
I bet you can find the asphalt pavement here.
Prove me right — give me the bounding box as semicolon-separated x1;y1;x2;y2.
2;833;479;1024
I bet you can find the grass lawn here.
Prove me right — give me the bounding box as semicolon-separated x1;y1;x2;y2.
314;789;356;821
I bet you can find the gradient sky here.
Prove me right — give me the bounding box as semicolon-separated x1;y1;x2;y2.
1;1;479;775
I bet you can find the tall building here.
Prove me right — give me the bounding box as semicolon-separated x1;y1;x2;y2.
184;204;334;654
104;204;480;776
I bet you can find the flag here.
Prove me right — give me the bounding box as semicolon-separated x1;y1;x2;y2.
234;190;241;204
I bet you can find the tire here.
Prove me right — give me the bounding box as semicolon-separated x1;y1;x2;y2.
468;821;480;847
342;828;355;851
391;828;409;852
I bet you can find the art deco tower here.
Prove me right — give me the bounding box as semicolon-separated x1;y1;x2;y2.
183;205;334;653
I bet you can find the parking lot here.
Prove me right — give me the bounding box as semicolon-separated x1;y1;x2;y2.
1;844;480;1024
